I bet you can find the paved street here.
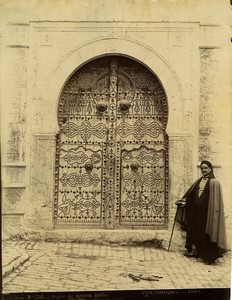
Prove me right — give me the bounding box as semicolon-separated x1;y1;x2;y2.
2;240;231;294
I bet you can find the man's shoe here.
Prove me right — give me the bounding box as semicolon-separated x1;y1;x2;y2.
205;259;216;265
184;251;199;258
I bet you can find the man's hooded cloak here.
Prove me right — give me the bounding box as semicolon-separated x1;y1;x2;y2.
176;161;227;260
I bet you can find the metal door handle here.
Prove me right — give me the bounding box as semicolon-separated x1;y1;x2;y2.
130;162;139;172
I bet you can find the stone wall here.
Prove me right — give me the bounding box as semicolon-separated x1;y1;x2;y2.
1;23;29;232
198;27;232;240
0;0;231;246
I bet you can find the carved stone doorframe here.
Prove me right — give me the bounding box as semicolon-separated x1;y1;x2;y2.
33;38;186;231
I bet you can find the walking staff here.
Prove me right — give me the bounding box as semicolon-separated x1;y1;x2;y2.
168;199;186;251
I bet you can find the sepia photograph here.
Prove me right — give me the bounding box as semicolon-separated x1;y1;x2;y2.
0;1;231;299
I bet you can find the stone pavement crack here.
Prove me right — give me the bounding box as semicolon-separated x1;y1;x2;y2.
3;255;22;268
2;254;30;279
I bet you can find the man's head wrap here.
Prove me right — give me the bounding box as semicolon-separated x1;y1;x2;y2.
200;160;215;178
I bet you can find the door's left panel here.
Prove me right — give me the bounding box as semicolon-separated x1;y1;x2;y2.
54;58;110;228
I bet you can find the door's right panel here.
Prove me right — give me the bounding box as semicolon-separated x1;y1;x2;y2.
115;58;168;228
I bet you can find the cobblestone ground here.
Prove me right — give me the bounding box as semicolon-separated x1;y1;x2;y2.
2;240;231;293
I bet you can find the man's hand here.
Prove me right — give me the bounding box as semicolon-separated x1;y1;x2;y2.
175;198;186;207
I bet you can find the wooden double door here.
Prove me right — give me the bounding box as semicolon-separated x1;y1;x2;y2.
54;56;168;229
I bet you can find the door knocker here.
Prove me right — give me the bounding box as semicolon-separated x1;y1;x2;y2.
120;101;130;113
96;102;107;114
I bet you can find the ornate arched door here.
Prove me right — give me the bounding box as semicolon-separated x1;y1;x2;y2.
54;56;168;229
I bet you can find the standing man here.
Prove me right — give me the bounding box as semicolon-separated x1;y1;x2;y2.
176;160;227;264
